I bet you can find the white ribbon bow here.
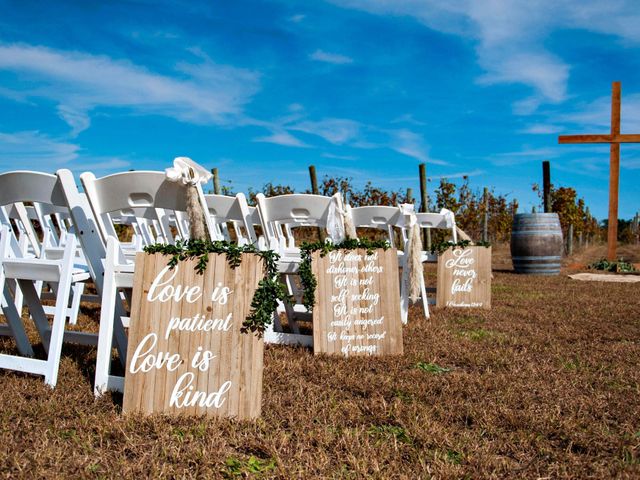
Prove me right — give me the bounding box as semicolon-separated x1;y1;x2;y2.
326;193;346;244
439;208;455;229
399;203;423;303
399;203;417;227
165;157;212;186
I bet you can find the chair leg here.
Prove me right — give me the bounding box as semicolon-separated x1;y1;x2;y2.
282;273;301;334
0;228;34;356
67;282;85;325
11;278;24;317
18;279;54;354
420;268;429;319
1;284;34;357
42;248;75;387
94;265;118;396
400;259;410;324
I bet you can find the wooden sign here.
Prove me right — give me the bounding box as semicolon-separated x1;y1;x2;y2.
123;252;264;420
311;248;403;356
437;246;491;309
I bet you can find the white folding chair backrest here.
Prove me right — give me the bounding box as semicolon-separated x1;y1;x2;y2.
114;207;174;246
80;170;215;252
204;193;258;245
349;205;405;243
255;193;338;252
1;201;42;257
0;171;73;254
413;212;457;243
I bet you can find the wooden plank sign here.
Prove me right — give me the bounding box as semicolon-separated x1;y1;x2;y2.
123;252;264;420
311;248;403;356
437;246;491;309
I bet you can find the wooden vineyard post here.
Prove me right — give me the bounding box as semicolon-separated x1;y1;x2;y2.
542;161;551;213
309;165;325;242
567;224;574;255
437;246;491;309
419;163;431;250
559;82;640;261
482;187;489;243
212;168;221;195
309;165;319;194
311;248;403;356
123;253;264;419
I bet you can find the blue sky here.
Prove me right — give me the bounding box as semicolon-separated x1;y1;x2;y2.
0;0;639;219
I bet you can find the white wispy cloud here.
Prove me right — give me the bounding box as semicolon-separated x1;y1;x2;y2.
0;131;80;168
289;14;306;23
322;152;358;160
309;49;353;65
558;93;640;132
519;123;564;135
0;43;260;135
253;129;310;148
387;129;446;164
0;130;131;173
327;0;640;111
56;106;91;138
263;112;442;164
290;118;361;144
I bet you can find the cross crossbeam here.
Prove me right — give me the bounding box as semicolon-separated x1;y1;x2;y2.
558;134;640;144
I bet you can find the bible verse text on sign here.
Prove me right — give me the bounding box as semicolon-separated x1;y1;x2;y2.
437;246;491;309
312;248;403;356
123;252;264;419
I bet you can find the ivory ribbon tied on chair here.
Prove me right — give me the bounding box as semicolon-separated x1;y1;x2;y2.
165;157;212;240
440;207;471;242
400;204;423;303
326;193;357;243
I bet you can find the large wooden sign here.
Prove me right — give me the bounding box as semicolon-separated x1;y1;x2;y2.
123;252;264;420
437;246;491;309
311;248;403;356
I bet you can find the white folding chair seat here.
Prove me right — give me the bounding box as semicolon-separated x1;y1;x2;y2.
81;170;214;395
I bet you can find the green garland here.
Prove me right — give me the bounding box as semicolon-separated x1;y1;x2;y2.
143;239;290;335
298;238;391;312
428;239;491;255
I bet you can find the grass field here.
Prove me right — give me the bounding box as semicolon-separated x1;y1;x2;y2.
1;245;639;478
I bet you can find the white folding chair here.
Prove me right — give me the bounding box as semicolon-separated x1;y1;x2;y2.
348;205;417;321
0;171;94;386
80;170;214;395
255;193;344;346
399;207;459;320
204;193;259;246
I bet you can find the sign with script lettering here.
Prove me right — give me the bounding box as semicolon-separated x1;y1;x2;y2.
123;252;264;419
311;248;403;356
436;246;491;309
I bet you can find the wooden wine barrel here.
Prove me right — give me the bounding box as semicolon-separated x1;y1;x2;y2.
510;213;563;275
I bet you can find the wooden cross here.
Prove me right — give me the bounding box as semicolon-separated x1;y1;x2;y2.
559;81;640;261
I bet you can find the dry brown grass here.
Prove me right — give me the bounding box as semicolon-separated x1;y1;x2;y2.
0;245;639;479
